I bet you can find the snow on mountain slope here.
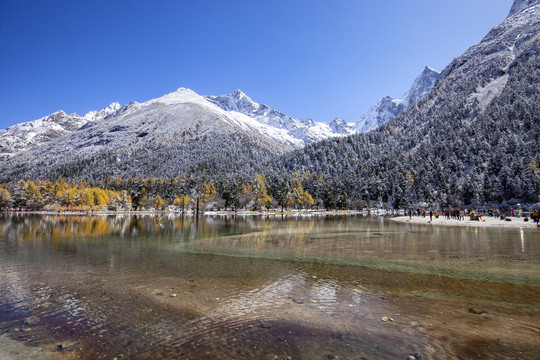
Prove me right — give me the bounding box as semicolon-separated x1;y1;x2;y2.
508;0;540;17
0;89;300;181
355;66;439;133
0;103;120;159
1;88;358;161
438;0;540;118
205;90;355;144
40;87;300;157
1;63;441;161
329;118;356;134
398;66;440;108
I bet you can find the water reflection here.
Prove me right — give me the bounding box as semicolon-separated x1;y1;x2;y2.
521;227;525;252
2;214;540;283
0;214;539;359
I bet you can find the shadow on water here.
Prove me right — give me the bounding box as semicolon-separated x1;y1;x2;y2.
0;214;539;359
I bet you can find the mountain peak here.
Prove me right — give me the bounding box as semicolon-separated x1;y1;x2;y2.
423;66;438;75
507;0;540;18
231;89;248;98
205;89;258;114
355;66;439;133
145;87;203;106
400;66;439;108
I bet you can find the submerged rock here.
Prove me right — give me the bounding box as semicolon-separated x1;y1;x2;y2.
468;307;486;315
23;316;40;325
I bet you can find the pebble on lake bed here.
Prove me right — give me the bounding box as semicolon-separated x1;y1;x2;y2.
380;316;394;322
468;307;486;315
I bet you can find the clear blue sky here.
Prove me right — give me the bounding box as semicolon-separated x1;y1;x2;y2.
0;0;511;128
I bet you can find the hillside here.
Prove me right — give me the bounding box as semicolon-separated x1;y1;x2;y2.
0;88;294;182
0;87;359;183
273;2;540;208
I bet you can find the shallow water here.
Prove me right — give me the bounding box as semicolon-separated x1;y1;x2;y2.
0;214;538;359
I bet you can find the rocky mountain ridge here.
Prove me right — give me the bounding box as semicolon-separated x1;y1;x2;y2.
355;66;439;133
508;0;540;17
0;103;121;159
0;88;357;160
1;64;441;160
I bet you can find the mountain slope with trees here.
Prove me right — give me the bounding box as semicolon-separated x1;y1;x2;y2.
271;2;540;209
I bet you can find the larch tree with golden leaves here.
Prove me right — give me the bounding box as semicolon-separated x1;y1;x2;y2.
0;186;11;209
252;174;272;210
200;181;217;210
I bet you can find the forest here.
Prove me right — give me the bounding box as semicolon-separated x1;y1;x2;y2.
0;173;315;213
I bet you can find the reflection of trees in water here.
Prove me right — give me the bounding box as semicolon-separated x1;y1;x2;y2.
0;214;247;247
187;217;318;253
2;215;121;241
2;215;536;264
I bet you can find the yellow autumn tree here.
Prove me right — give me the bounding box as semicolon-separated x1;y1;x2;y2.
0;186;11;209
24;180;43;210
239;182;253;209
253;174;272;210
93;188;108;207
287;172;314;209
200;181;217;209
55;177;69;199
154;194;165;210
173;194;190;213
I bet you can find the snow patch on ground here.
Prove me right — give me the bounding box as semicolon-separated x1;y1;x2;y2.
468;74;509;112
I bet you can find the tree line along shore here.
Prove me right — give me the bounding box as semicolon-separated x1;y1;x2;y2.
0;174;538;216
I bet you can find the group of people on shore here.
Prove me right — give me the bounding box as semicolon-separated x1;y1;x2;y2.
406;208;469;221
406;207;539;224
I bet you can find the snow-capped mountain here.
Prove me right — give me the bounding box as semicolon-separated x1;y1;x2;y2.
0;87;359;181
0;63;439;161
39;86;303;154
0;103;120;159
355;66;439;133
0;88;285;181
329;118;356;134
0;88;357;161
205;89;355;144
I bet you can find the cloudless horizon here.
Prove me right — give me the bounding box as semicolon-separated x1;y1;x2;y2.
0;0;511;129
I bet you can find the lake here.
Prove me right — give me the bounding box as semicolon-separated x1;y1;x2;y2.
0;214;538;359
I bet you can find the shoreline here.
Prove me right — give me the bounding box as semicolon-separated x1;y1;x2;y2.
3;209;539;228
1;209;371;217
391;215;539;228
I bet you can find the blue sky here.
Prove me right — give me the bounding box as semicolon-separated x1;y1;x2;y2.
0;0;511;128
